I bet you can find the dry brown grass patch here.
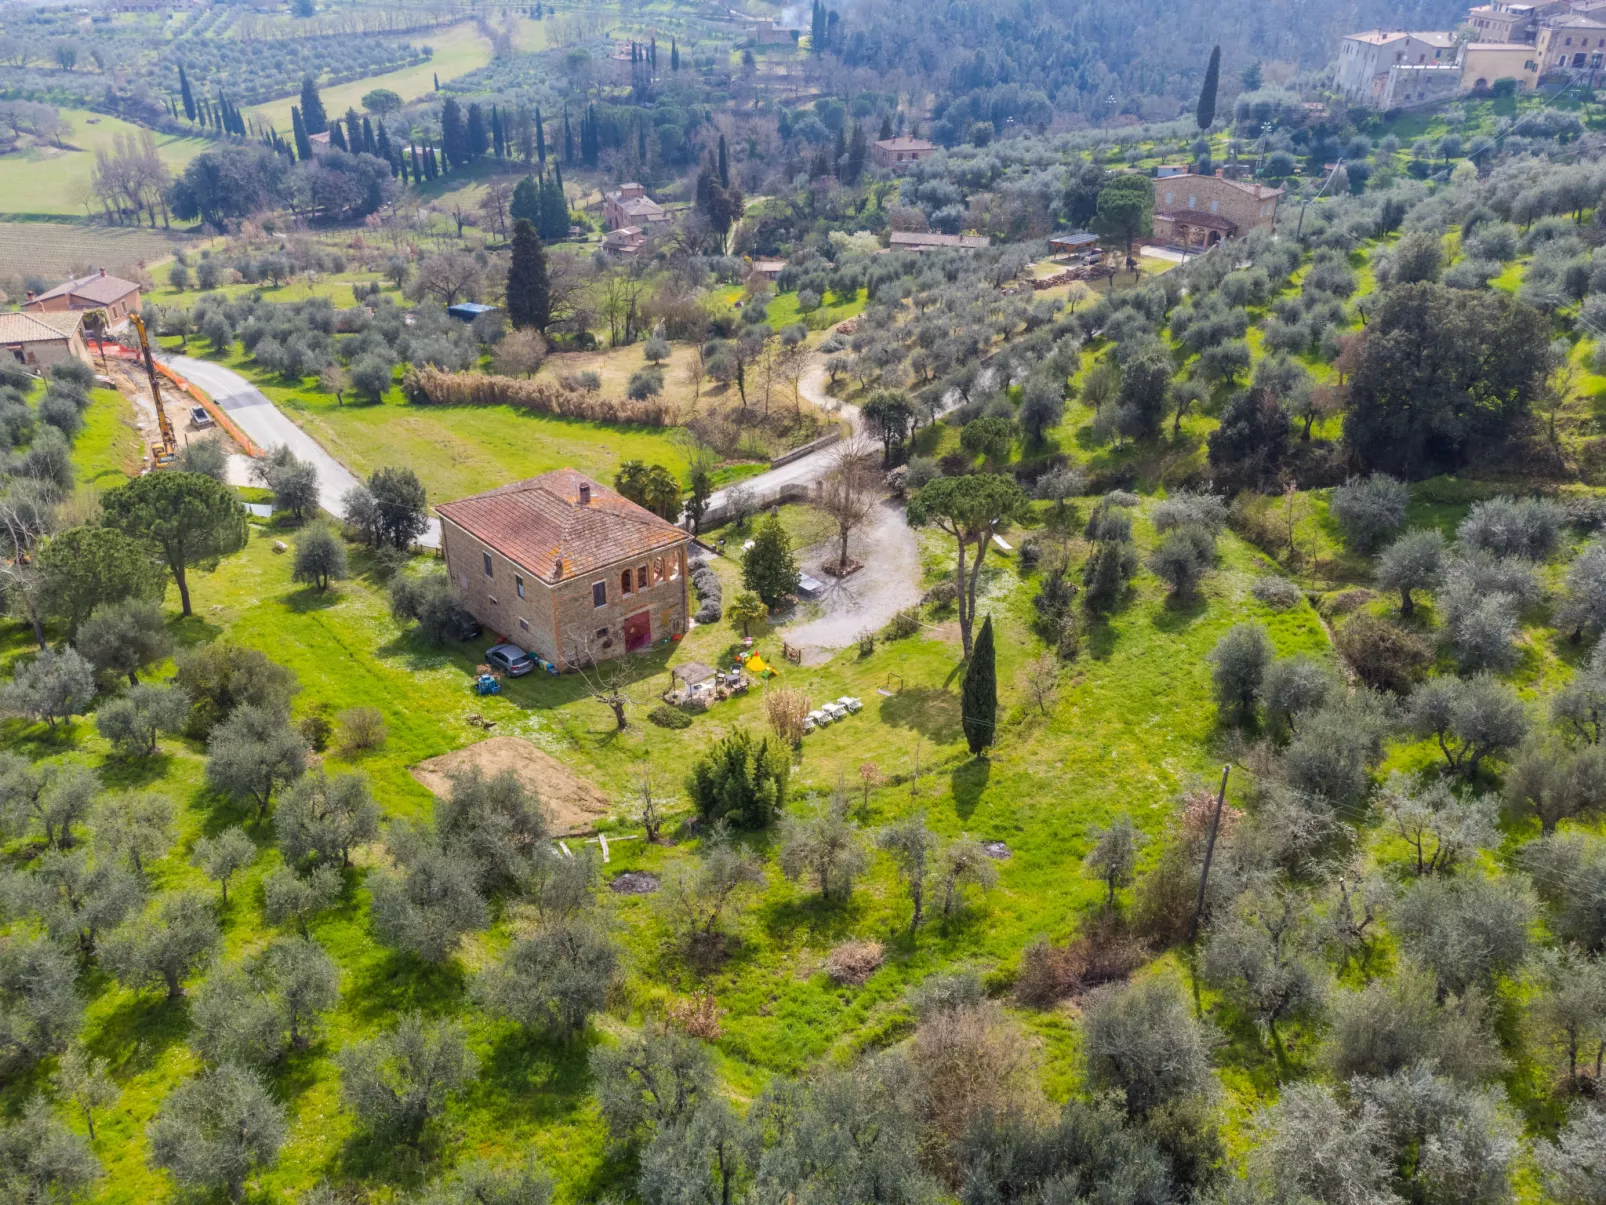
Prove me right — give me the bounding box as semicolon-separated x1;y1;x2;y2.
825;939;885;985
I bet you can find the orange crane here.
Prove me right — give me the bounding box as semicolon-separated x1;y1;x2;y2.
127;313;176;465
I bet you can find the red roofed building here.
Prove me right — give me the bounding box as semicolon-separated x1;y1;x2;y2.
22;267;142;325
437;469;690;668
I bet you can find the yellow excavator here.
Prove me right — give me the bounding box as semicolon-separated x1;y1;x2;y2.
127;312;177;465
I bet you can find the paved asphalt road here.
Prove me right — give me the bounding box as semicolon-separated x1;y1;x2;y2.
163;355;441;549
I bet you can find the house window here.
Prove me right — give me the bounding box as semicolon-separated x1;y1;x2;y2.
670;554;680;580
458;572;468;590
592;581;607;607
1210;199;1219;213
518;618;529;632
637;565;649;591
488;595;498;605
483;552;493;577
620;569;633;596
653;556;665;582
1164;190;1174;205
1187;194;1196;209
515;574;524;599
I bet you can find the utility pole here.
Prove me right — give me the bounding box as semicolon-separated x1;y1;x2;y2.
1188;764;1231;942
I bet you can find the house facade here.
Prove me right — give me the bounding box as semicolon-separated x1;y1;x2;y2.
603;183;669;231
1536;12;1606;70
1151;172;1283;250
437;469;690;670
22;267;141;324
1336;30;1459;102
871;137;936;170
0;311;90;370
1460;41;1542;88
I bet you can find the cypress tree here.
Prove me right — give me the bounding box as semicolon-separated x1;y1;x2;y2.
563;106;573;162
540;172;568;241
671;38;679;71
329;121;347;152
637;120;647;162
291;106;312;161
844;121;867;184
506;218;551;332
879;112;893;140
961;615;997;757
554;160;563;192
346;108;363;153
1197;44;1221;131
717;133;729;188
299;74;327;134
441;98;467;166
363;116;376;156
650;35;657;70
492;105;504;158
511;174;538;222
466;102;488;159
178;64;196;121
832;123;846;176
535;105;546;164
433;71;440;91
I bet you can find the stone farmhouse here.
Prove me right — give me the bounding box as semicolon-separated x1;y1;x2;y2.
22;267;141;325
1151;171;1283;251
437;469;690;670
0;311;90;371
603;183;669;231
872;136;936;170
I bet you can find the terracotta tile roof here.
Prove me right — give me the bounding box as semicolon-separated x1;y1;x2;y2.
0;311;81;344
888;230;991;249
438;469;686;584
27;270;139;308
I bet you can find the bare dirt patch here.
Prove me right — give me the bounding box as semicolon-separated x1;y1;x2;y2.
410;736;610;835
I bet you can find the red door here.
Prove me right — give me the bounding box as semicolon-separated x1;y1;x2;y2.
623;610;652;652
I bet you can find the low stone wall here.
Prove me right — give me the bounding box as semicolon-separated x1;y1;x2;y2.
770;430;841;469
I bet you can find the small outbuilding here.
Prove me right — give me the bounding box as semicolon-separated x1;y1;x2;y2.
0;310;91;370
447;302;499;323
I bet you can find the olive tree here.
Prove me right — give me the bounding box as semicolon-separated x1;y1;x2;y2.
102;890;219;999
1329;473;1409;552
205;704;309;818
474;918;619;1039
95;684;189;758
1408;674;1528;778
192;936;339;1065
191;827;255;904
778;794;870;902
0;932;81;1065
0;1097;101;1204
261;864;342;936
0;646;96;731
1080;974;1216;1117
339;1013;477;1147
1083;814;1143;909
1537;1104;1606;1205
14;848;143;959
1260;656;1332;736
77;599;171;685
368;831;487;962
1376;528;1445;616
94;791;174;876
0;757;97;850
878;813;940;929
1392;874;1534;996
275;769;380;868
147;1063;286;1202
1209;623;1271;725
1204;889;1328;1044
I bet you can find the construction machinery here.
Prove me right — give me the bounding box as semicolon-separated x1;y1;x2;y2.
127;313;177;465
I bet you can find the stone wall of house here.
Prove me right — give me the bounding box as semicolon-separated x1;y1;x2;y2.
1153;175;1279;235
441;517;688;668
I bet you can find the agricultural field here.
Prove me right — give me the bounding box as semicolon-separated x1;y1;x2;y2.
0;221;192;286
0;110;208;220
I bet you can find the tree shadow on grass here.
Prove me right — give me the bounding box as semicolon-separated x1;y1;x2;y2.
1083;616;1120;661
338;1129;439;1192
0;717;85;760
283;586;342;614
470;1024;596;1127
759;890;869;948
96;752;177;792
341;947;466;1024
1150;590;1209;634
950;757;991;820
878;687;963;744
87;981;191;1080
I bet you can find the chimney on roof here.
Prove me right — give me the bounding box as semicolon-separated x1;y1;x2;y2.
98;267;106;277
25;291;35;301
579;482;591;505
553;555;563;578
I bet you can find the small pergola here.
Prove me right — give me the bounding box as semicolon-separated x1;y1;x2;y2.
669;662;717;691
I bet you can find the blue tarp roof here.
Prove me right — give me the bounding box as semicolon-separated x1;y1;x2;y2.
447;302;499;320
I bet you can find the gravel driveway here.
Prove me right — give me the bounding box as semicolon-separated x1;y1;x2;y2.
784;498;924;652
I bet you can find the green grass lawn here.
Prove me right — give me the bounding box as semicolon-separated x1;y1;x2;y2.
71;384;145;499
0;485;1340;1201
205;346;696;506
0;110;209;219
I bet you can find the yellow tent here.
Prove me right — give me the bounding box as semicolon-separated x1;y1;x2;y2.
745;654;775;677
